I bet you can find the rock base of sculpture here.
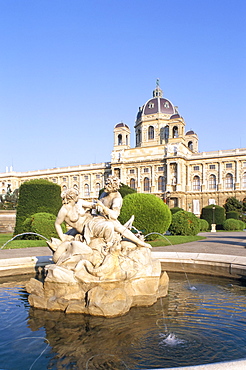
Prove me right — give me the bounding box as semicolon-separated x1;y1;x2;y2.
26;238;169;317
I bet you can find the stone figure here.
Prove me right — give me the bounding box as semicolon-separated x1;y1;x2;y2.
54;188;115;248
96;176;151;249
26;175;169;317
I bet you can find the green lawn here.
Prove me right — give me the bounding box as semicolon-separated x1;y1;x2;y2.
149;235;206;247
0;232;206;250
0;233;48;249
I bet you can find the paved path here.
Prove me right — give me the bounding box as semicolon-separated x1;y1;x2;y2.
154;231;246;256
0;232;245;260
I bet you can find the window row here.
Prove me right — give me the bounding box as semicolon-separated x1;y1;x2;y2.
193;173;246;191
136;125;179;144
61;183;101;196
129;176;165;192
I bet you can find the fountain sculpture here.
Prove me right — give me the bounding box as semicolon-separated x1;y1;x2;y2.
26;176;169;317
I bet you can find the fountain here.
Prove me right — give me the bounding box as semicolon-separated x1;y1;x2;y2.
1;177;246;369
26;176;169;317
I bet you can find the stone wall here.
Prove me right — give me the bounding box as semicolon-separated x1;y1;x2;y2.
0;210;16;233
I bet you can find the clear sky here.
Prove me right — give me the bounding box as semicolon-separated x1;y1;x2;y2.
0;0;245;173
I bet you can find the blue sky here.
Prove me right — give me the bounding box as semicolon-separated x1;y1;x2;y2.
0;0;245;173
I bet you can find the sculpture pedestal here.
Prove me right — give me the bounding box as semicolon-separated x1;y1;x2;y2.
26;239;169;317
211;224;216;232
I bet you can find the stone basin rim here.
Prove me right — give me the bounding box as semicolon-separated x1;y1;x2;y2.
0;252;246;370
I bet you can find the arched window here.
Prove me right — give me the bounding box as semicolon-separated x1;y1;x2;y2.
173;126;178;138
158;176;165;192
164;125;169;141
73;183;78;190
118;134;122;145
95;183;100;196
136;129;141;145
144;177;150;192
243;173;246;189
225;173;233;189
209;174;216;190
62;185;67;191
193;176;201;191
130;178;136;190
148;126;154;140
188;141;193;151
84;184;90;196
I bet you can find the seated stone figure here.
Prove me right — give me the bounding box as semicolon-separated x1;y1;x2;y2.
96;176;151;249
54;188;115;248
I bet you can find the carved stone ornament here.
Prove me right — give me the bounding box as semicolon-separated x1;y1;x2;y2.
26;177;169;317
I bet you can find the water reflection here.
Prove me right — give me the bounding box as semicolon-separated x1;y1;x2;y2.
1;273;246;369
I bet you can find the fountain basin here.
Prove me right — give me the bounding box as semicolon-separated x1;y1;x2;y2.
0;272;246;370
1;251;246;279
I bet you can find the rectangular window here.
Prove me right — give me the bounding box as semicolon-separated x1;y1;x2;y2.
144;168;149;173
243;162;246;168
62;177;67;182
84;175;89;180
52;178;57;183
193;166;199;171
226;163;232;168
129;169;135;174
73;176;77;181
158;167;164;171
209;165;215;169
96;174;101;179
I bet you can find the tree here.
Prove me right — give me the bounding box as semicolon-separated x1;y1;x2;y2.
223;197;242;213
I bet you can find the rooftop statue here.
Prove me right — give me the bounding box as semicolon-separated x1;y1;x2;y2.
26;176;169;317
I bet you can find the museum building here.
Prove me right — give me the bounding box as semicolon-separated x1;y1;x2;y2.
1;83;246;215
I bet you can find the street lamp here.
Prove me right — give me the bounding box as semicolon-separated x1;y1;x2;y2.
211;205;216;232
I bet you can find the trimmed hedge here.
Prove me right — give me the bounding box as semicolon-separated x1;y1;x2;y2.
198;218;209;232
118;193;172;240
14;179;62;236
200;204;225;230
23;212;67;239
169;210;200;236
170;207;184;215
223;218;245;231
226;211;239;220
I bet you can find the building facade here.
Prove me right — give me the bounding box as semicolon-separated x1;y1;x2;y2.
1;83;246;214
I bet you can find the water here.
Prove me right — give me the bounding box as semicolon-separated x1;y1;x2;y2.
0;272;246;369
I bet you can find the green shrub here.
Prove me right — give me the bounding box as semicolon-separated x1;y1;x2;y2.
14;179;62;236
198;218;209;231
169;210;200;236
200;204;225;230
23;212;67;239
118;193;172;240
170;207;184;215
223;218;245;231
226;211;239;220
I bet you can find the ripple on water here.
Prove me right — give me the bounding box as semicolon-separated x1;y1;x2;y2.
0;273;246;369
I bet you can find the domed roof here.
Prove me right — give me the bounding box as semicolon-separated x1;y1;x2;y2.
186;130;196;136
170;113;181;119
143;97;175;115
115;122;129;129
136;82;176;120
